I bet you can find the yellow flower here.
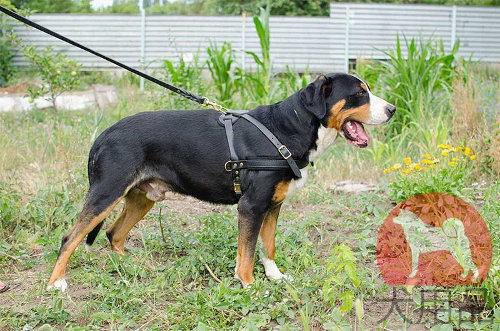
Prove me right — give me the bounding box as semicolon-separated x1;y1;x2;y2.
405;169;412;175
439;143;448;149
422;159;433;165
449;161;455;166
422;154;432;159
470;155;476;160
403;157;411;165
71;71;76;76
442;151;448;157
430;165;435;169
389;179;393;182
464;147;471;156
415;164;421;170
384;168;390;173
455;146;464;152
393;163;402;170
452;157;457;161
421;167;428;171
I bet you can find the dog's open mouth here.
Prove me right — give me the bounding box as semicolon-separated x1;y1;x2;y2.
342;120;370;148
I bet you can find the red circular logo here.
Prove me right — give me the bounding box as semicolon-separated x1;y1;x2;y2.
377;193;492;286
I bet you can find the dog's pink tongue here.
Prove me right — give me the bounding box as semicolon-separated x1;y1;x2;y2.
347;121;371;146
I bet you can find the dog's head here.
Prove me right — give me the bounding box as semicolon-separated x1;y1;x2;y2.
299;73;396;148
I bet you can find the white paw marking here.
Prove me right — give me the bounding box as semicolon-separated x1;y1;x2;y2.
47;278;68;292
259;252;293;282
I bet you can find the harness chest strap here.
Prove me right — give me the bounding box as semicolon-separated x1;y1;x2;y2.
222;112;308;197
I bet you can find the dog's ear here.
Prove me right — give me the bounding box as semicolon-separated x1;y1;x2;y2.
298;75;331;119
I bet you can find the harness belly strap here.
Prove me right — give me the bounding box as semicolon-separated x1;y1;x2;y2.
221;112;308;198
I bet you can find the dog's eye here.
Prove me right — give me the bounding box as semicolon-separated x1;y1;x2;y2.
356;90;365;97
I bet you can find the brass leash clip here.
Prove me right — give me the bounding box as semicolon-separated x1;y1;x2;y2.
203;97;228;114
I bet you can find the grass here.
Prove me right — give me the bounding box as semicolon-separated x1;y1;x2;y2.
0;70;498;329
0;32;499;329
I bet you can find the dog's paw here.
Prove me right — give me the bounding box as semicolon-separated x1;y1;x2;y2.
260;253;293;282
46;278;68;292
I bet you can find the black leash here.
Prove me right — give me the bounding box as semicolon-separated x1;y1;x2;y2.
1;5;308;198
0;5;228;111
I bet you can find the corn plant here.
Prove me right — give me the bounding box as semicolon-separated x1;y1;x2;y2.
242;4;282;107
206;41;238;108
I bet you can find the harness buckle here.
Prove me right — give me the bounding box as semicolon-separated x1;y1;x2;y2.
234;182;241;194
278;145;292;159
224;161;232;172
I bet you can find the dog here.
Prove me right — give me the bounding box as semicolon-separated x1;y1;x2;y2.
392;209;479;282
47;73;395;292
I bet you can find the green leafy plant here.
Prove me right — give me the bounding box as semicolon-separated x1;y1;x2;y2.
0;0;22;87
23;45;81;111
279;64;311;97
242;4;281;107
373;35;459;135
322;244;361;314
0;39;14;87
384;143;477;203
206;41;238;107
161;54;203;92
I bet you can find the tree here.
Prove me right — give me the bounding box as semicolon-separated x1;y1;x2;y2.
11;0;92;13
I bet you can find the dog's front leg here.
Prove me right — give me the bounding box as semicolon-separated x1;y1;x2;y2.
234;195;268;287
259;204;292;281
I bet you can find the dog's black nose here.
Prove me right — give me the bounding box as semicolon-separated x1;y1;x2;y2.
387;104;396;115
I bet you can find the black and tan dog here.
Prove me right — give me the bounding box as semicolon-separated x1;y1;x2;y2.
47;73;395;291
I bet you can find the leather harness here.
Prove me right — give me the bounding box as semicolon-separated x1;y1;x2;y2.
220;110;309;197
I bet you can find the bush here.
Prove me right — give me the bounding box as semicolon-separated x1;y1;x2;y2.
0;0;20;87
0;39;15;87
23;45;81;110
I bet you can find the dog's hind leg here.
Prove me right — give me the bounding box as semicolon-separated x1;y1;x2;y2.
106;189;155;255
259;204;291;281
47;187;124;292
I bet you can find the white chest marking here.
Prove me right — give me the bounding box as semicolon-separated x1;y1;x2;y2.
286;168;309;199
309;126;339;161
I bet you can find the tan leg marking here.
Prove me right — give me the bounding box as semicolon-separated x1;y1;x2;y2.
48;198;122;287
272;181;290;204
236;211;261;287
106;190;155;255
260;204;282;260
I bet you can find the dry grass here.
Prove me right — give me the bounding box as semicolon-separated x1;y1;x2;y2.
490;112;500;174
450;69;485;141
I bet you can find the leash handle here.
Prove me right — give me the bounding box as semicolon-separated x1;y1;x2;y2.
0;5;228;110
